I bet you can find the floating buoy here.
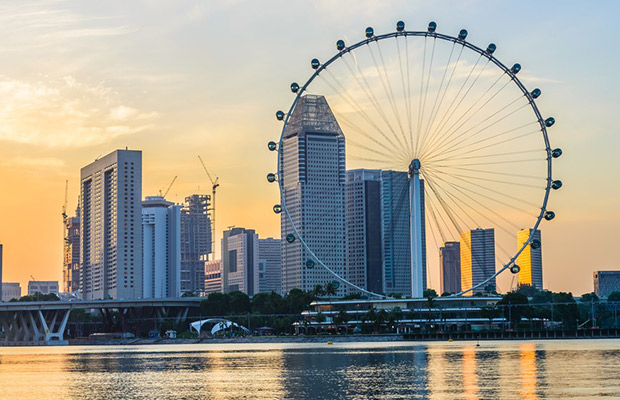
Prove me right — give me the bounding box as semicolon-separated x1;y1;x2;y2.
327;341;333;345
448;338;453;342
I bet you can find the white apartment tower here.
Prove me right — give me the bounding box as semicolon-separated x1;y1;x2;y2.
221;227;259;295
80;150;142;300
142;196;182;298
280;95;347;296
258;238;282;294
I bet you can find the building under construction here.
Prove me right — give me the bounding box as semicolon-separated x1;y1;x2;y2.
63;208;81;293
180;194;212;295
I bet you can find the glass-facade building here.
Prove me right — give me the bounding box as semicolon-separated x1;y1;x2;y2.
460;228;496;296
440;241;461;294
594;271;620;298
280;95;347;296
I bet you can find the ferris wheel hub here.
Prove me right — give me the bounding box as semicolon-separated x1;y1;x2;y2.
409;159;421;176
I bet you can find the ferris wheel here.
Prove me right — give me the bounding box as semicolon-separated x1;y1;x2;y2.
267;21;562;298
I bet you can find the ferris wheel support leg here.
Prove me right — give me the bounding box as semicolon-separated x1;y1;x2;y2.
410;159;424;298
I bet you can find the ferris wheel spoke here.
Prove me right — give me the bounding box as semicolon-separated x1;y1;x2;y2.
423;168;536;219
414;36;429;156
428;148;542;164
425;167;541;209
396;36;414;156
424;170;522;237
426;95;530;159
341;54;407;152
423;169;544;190
419;44;465;157
427;73;512;156
319;69;402;153
335;111;402;156
371;40;410;156
416;37;438;158
424;57;490;153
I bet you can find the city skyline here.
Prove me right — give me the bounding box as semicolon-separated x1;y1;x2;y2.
0;1;619;296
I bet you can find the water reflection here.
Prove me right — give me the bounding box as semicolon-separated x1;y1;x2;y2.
1;341;620;399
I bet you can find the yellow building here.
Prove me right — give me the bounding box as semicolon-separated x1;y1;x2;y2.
516;229;543;290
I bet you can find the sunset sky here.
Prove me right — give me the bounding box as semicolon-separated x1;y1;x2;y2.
0;0;618;296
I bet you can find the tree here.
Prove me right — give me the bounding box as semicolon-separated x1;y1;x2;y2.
17;292;60;302
252;291;283;314
181;291;195;297
516;284;539;298
283;288;314;314
325;282;337;299
480;305;501;330
228;291;251;314
312;284;326;299
497;292;530;329
580;292;599;303
202;292;230;316
608;291;620;302
552;292;579;330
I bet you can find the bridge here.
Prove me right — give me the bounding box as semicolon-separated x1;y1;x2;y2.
0;298;202;346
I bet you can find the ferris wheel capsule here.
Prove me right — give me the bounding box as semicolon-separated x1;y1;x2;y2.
552;148;563;158
267;141;277;151
305;259;315;269
545;117;555;127
530;239;541;249
544;211;555;221
365;27;374;38
510;264;521;274
531;88;542;99
286;233;296;243
458;29;468;40
396;21;405;31
551;180;563;190
276;110;285;121
511;63;522;74
336;39;345;51
486;43;497;54
266;173;276;183
311;58;320;69
290;82;300;93
428;21;437;32
331;280;340;289
273;204;282;214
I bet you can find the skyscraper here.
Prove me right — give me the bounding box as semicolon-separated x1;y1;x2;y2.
0;243;3;302
222;227;258;295
381;171;427;297
440;242;461;294
460;228;496;296
204;259;222;294
180;194;212;295
258;238;282;294
80;149;142;300
280;94;347;296
517;229;543;290
346;169;383;294
593;271;620;298
63;208;80;293
142;196;182;298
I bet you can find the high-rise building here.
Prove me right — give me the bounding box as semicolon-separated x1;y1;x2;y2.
517;229;543;290
63;208;80;293
222;227;258;295
381;171;427;297
460;228;496;296
80;149;142;300
593;271;620;298
440;242;461;294
346;169;383;294
142;196;182;298
28;281;59;296
1;282;21;302
180;194;212;295
280;95;347;296
204;259;222;295
258;237;282;294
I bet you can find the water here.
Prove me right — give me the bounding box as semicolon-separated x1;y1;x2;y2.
1;340;619;399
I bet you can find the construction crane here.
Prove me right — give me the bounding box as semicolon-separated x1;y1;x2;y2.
160;176;178;198
61;180;69;245
198;155;219;260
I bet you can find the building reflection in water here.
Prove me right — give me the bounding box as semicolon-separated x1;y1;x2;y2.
519;343;539;400
462;345;479;399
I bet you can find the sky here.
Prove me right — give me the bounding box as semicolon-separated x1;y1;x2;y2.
0;0;618;296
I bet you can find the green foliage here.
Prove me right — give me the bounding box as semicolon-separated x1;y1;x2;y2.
516;284;539;297
441;292;452;297
181;291;195;297
251;291;283;314
324;282;337;297
423;289;438;299
580;292;599;303
228;291;251;314
608;291;620;302
201;292;230;316
341;293;362;300
551;292;579;329
17;292;60;302
497;292;531;328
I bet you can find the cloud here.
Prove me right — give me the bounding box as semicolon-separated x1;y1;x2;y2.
0;75;157;148
1;156;65;169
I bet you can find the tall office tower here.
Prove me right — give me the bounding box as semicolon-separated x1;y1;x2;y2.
346;169;383;294
204;259;222;295
460;228;496;296
516;229;543;290
63;208;81;293
180;194;212;295
258;237;282;294
80;149;142;300
440;242;461;294
381;171;427;297
142;196;182;298
593;271;620;298
221;227;258;295
280;94;347;296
